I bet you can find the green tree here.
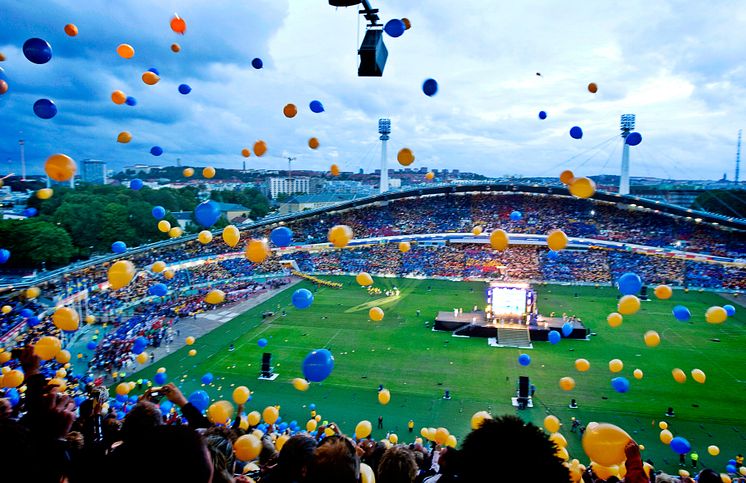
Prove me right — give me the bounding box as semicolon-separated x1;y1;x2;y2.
0;219;74;268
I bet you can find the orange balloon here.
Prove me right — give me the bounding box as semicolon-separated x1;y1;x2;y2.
607;312;623;327
241;148;251;158
369;307;384;321
0;80;7;95
643;330;660;347
569;177;596;199
170;43;181;53
547;229;568;251
330;164;340;176
254;140;267;157
116;44;134;59
575;358;590;372
672;368;686;383
142;71;160;85
559;170;575;185
559;377;575;391
328;225;353;248
425;172;435;180
170;15;187;34
490;229;509;251
308;137;320;149
202;166;216;179
397;148;415;166
183;167;194;177
245;239;271;263
588;82;598;93
111;91;127;105
45;154;77;182
402;18;411;29
283;103;297;118
609;359;623;373
117;131;132;143
398;241;411;253
64;24;78;37
654;284;673;300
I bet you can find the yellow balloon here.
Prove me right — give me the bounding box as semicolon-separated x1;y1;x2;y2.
245;239;271;263
292;378;309;392
4;369;24;387
247;411;261;426
607;312;623;327
490;229;509;251
48;378;66;392
550;432;568;448
569;176;596;199
136;352;148;364
722;474;733;483
233;386;251;404
472;226;483;236
356;272;374;286
85;314;95;324
55;349;71;364
389;433;399;444
658;421;668;430
378;388;391;405
355;420;372;439
55;368;67;378
672;368;687;383
609;359;623;373
157;220;171;233
207;400;234;424
26;287;40;299
397;148;415;166
708;445;720;456
168;227;183;238
53;307;80;331
592;463;620;481
659;429;673;444
198;230;213;244
222;225;240;248
546;229;568;251
34;336;62;360
617;295;641;315
116;382;130;396
276;434;289;451
204;290;225;305
582;423;631;466
324;427;335;437
544;415;561;433
654;284;672;300
643;330;660;347
420;427;429;439
434;427;450;445
425;171;435;180
360;463;375;483
234;434;262;461
328;225;353;248
185;336;195;345
369;307;384;321
183;167;195;177
0;352;9;364
575;358;590;372
398;241;411;253
445;434;457;448
202;166;216;179
151;261;166;273
164;269;175;280
679;469;690;478
691;368;706;384
1;305;10;314
306;419;317;432
471;411;492;430
37;188;54;199
559;377;576;391
263;406;279;424
108;260;136;290
705;306;728;324
633;369;643;379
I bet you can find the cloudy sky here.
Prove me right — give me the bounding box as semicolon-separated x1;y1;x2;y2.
0;0;744;180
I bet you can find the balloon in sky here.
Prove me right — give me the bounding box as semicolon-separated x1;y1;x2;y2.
116;44;135;59
254;140;267;156
588;82;598;93
171;43;181;53
194;201;221;228
569;126;583;139
538;111;547;120
33;99;57;119
23;38;53;64
111;241;127;254
150;146;163;156
422;78;438;96
170;15;187;34
270;227;293;247
302;348;334;382
125;96;137;106
283;103;297;118
292;289;314;309
64;24;78;36
309;100;324;113
117;132;132;143
308;137;320;149
251;58;263;69
384;19;406;37
151;206;166;219
142;71;160;85
626;132;642;146
569;177;596;198
0;80;7;95
397;148;415;166
178;84;191;94
129;178;143;190
45;154;77;181
617;272;642;295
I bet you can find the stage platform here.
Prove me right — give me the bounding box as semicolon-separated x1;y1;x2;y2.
434;310;588;342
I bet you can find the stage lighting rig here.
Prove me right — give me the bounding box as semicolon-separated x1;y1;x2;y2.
329;0;388;77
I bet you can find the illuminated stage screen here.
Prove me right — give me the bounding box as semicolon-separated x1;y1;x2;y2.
487;286;528;315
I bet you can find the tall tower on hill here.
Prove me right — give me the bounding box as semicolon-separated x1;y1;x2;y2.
619;114;635;195
379;118;391;194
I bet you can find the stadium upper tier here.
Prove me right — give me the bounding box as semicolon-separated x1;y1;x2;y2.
4;183;745;288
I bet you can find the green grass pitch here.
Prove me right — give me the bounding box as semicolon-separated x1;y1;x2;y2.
130;277;746;473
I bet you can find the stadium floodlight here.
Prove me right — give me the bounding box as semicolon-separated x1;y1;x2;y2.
379;118;391;193
619;114;636;196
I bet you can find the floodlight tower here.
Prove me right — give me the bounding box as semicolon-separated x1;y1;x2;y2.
619;114;635;195
736;129;742;185
19;138;26;181
379;118;391;193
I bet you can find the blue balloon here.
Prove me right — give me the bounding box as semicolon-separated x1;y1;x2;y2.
729;459;737;466
384;19;406;38
727;464;737;474
33;98;57;119
129;178;143;190
617;272;642;295
251;58;263;69
569;126;583;139
125;96;137;106
309;100;324;113
154;372;167;385
151;206;166;220
111;241;127;254
626;132;642;146
0;249;9;264
194;200;221;228
128;395;138;403
518;353;531;366
116;393;128;402
561;322;573;337
538;110;547;120
149;283;168;297
148;67;160;75
5;388;19;407
160;400;173;413
116;411;125;420
548;330;561;345
270;227;293;247
509;210;522;221
724;304;736;317
132;344;145;355
86;341;97;350
309;403;316;410
20;309;33;318
292;288;314;309
188;390;210;412
23;38;53;64
74;395;86;407
201;373;214;384
303;349;334;382
134;336;148;348
669;436;691;455
257;338;268;348
672;305;691;322
422;78;438;97
178;84;192;95
547;250;559;261
150;146;163;156
611;376;630;393
26;316;40;327
22;207;38;217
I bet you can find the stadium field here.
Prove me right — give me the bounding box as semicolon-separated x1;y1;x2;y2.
130;276;746;473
